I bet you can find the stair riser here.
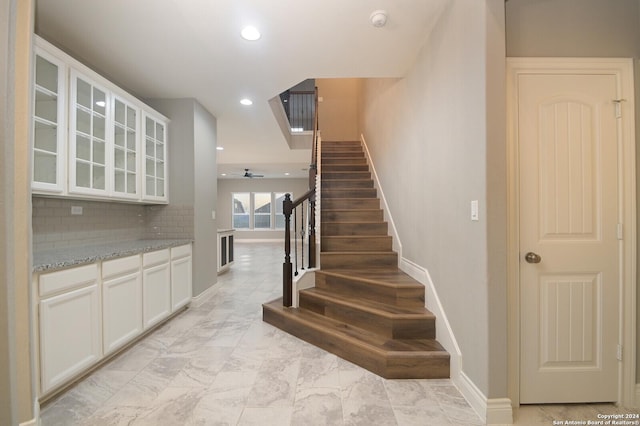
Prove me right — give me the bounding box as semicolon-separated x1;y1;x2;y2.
322;151;365;158
321;172;371;180
321;236;392;252
262;305;449;379
322;222;388;236
322;180;374;189
321;210;383;222
315;272;425;307
322;158;367;165
322;189;377;199
322;198;380;210
299;293;435;339
322;141;361;148
321;252;397;269
321;164;370;172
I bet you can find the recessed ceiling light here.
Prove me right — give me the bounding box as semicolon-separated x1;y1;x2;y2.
240;98;253;106
221;173;227;176
284;172;290;176
241;26;261;41
216;146;224;151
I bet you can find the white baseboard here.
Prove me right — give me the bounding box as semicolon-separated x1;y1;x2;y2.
20;399;40;426
190;283;218;308
400;257;513;425
455;371;513;425
19;418;39;426
360;134;402;261
400;257;462;377
486;397;514;425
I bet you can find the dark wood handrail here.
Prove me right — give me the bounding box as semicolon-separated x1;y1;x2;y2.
282;87;319;307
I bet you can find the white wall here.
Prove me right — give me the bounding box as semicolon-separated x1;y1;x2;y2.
217;178;309;240
358;0;507;398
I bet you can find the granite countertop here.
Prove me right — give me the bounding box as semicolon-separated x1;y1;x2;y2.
33;239;193;273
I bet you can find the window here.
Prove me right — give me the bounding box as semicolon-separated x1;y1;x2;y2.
253;192;271;229
232;192;291;230
232;193;250;229
275;192;287;229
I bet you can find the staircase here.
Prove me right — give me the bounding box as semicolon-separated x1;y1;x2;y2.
263;140;450;379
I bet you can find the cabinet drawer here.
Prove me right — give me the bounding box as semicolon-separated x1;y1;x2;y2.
39;264;98;298
171;244;191;259
143;249;170;267
102;255;141;279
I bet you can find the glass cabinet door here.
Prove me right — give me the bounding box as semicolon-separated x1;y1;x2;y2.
69;71;109;195
32;48;66;193
113;96;139;199
142;113;168;202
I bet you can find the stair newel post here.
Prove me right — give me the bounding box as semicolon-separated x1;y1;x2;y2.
300;201;305;271
293;208;298;276
282;193;293;307
308;194;316;268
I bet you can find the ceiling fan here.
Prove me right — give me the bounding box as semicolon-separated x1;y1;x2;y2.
243;168;264;178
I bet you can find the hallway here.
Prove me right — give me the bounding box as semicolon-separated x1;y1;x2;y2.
40;242;631;425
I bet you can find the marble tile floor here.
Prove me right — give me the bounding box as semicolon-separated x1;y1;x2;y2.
40;242;637;426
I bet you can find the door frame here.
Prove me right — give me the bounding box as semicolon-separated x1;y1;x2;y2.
506;57;637;408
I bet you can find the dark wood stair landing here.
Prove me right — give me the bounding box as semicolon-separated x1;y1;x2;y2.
263;140;450;379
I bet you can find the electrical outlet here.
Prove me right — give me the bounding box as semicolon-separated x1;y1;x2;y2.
71;206;83;215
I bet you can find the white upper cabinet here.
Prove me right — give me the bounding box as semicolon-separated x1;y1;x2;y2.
142;112;168;203
69;70;110;196
31;36;169;204
112;96;140;199
32;46;66;194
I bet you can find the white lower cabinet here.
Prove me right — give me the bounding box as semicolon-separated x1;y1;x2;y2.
142;249;171;329
171;244;192;311
102;255;142;355
39;264;101;394
37;244;191;397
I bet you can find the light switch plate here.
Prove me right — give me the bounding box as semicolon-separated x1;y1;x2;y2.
71;206;83;215
470;200;479;221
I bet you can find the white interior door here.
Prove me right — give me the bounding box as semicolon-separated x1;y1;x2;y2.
517;71;621;403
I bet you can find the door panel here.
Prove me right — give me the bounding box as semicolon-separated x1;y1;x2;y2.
518;73;619;403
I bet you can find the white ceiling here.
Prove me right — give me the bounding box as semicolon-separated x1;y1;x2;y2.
35;0;446;179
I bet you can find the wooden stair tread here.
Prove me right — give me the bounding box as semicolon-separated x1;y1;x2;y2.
301;287;435;319
263;299;447;356
318;268;424;289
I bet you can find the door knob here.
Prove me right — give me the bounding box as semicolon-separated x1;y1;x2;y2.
524;252;542;264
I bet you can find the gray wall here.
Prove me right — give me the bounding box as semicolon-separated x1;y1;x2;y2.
217;178;308;240
358;0;507;398
506;0;640;57
147;98;218;297
193;102;218;296
505;0;640;387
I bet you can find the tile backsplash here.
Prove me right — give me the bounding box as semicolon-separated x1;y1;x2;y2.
32;197;194;251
